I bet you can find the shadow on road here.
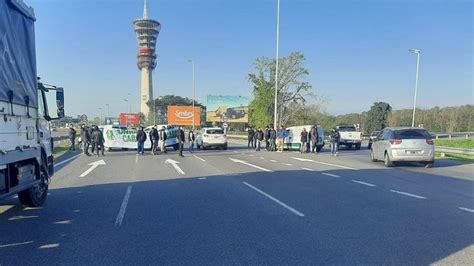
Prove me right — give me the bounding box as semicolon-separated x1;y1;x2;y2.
0;167;472;264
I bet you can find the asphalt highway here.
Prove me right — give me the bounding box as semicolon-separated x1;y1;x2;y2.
1;141;473;264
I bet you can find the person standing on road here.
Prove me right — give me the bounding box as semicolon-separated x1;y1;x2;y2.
89;125;96;155
300;128;308;153
188;130;196;153
159;126;167;154
310;126;319;153
136;126;147;155
80;124;91;156
150;126;159;155
330;128;340;156
277;126;287;152
247;128;255;149
92;125;105;156
177;126;186;157
269;127;277;152
255;128;264;151
264;126;270;151
68;125;76;151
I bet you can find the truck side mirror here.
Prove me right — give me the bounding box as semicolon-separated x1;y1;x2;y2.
56;87;65;118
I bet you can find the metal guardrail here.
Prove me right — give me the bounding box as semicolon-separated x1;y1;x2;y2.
432;132;473;140
436;146;474;156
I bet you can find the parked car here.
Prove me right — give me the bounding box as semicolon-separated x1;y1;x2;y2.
197;127;228;150
370;127;435;168
336;125;362;150
367;131;380;150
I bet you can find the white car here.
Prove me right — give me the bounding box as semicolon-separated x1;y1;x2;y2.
197;127;228;150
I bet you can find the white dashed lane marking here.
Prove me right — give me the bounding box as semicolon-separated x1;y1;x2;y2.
389;190;427;199
352;180;376;187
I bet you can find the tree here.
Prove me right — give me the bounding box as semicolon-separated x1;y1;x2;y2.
248;52;312;128
365;102;392;134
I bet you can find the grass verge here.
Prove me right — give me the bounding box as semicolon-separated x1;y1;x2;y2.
435;152;474;163
435;139;474;149
53;145;70;159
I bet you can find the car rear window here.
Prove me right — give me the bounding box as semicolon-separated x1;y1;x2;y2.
338;127;356;132
206;129;224;134
371;131;380;136
394;129;431;140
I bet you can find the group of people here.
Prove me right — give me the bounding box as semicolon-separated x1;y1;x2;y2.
135;126;196;157
78;124;105;156
247;126;289;152
247;125;342;156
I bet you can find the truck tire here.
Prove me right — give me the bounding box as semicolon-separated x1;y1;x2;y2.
347;144;353;150
355;143;361;150
18;156;49;207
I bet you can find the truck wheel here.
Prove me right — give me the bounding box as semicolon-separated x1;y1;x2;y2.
347;144;353;150
355;144;361;150
18;157;49;207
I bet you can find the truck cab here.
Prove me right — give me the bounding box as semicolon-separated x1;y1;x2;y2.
0;0;65;207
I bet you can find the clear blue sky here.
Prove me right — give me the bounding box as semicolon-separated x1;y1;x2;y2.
28;0;472;118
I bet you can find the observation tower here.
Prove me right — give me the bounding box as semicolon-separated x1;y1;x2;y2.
133;0;161;116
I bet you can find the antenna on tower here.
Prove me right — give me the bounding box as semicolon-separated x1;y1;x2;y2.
143;0;149;19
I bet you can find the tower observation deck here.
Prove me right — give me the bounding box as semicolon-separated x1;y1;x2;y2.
133;0;161;117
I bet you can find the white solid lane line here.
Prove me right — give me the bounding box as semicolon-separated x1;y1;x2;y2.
389;190;427;199
115;186;132;227
291;157;358;170
229;158;273;172
352;180;376;187
322;173;340;178
54;154;82;167
283;163;293;166
301;167;314;171
198;177;207;180
243;182;305;217
193;155;206;162
458;207;474;213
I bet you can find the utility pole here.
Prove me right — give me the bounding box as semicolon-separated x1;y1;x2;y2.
274;0;281;130
409;49;421;128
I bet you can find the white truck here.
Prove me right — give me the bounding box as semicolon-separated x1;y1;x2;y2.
336;125;362;150
1;0;65;206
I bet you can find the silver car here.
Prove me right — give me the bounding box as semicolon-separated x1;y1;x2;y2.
370;127;435;168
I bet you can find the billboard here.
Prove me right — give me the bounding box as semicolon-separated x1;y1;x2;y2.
168;106;201;126
206;95;250;123
120;113;140;126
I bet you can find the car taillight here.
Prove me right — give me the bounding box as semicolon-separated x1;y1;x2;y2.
389;139;402;145
426;140;434;145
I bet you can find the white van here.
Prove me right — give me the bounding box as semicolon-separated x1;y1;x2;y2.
285;125;325;152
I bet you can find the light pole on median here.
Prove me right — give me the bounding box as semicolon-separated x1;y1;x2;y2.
274;0;281;130
409;48;421;128
188;59;196;130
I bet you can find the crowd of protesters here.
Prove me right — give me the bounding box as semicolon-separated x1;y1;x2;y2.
247;125;342;156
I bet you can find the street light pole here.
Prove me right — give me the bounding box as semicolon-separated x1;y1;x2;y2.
188;59;196;130
274;0;280;130
105;104;110;124
409;49;421;128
